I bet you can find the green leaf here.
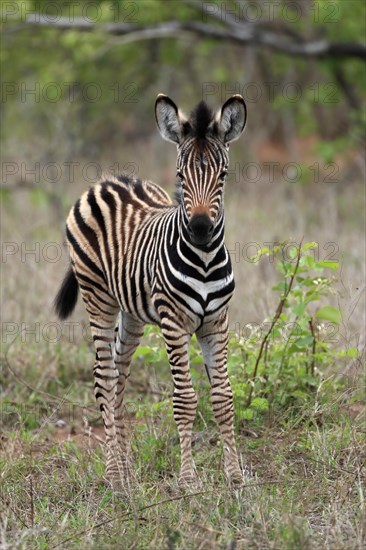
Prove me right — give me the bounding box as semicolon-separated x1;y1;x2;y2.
272;281;286;292
303;242;318;250
251;397;269;411
288;246;299;259
303;255;316;269
316;306;341;325
346;347;358;358
238;408;254;420
305;290;321;303
303;375;318;386
228;355;243;367
133;346;153;357
292;303;306;316
316;260;339;271
257;246;271;257
288;344;303;354
293;335;314;348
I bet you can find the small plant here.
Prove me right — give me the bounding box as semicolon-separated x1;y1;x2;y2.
229;241;357;423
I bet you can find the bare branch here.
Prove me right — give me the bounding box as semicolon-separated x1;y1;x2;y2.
185;0;250;29
245;240;303;408
5;15;365;61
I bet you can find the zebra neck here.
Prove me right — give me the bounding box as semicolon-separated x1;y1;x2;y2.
174;205;226;264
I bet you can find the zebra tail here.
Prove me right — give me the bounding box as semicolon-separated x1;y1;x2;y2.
54;267;79;320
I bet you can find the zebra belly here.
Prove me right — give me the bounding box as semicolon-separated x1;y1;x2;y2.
114;266;160;325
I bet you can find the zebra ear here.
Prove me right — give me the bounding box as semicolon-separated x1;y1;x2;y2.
155;94;186;144
218;95;247;144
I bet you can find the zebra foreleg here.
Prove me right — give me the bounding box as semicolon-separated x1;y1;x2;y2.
197;315;243;484
162;326;198;484
114;312;145;478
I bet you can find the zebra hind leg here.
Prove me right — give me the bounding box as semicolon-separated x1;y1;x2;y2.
113;312;145;483
87;309;129;491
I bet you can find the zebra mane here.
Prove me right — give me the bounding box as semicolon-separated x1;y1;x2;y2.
188;101;215;140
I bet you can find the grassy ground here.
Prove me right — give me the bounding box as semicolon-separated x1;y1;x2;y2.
1;323;365;549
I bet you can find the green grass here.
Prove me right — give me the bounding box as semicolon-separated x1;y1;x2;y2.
1;327;365;549
1;423;364;549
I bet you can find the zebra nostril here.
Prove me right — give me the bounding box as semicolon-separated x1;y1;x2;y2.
187;214;214;245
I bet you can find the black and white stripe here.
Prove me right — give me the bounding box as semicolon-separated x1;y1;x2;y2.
55;94;247;487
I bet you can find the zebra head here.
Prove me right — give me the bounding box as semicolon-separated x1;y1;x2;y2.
155;94;247;247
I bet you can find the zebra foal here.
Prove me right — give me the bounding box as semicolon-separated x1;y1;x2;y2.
55;94;247;488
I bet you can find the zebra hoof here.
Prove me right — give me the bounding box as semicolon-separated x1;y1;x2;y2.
227;470;245;486
178;472;197;487
108;474;135;495
106;462;134;493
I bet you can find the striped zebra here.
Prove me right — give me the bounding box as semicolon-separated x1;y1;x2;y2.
55;94;247;488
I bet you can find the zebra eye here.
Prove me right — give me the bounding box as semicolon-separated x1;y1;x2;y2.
176;171;184;181
219;171;228;181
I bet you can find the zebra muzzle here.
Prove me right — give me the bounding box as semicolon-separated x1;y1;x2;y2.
187;213;214;246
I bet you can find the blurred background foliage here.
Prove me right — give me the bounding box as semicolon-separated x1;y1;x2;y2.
1;0;365;334
2;0;365;165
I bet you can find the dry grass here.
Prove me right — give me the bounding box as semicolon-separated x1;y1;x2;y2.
1;388;365;549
